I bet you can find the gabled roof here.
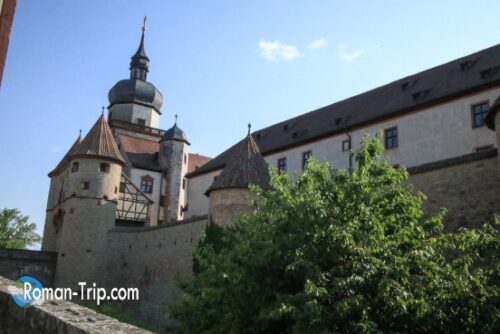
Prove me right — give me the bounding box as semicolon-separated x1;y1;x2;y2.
189;44;500;177
71;115;125;165
48;134;81;177
205;134;269;196
116;133;211;172
117;134;161;171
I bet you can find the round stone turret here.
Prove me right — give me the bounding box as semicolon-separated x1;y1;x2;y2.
53;115;125;289
207;129;270;227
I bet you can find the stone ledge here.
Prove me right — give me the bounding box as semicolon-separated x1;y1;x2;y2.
0;248;58;262
110;215;208;233
407;148;497;175
0;275;154;334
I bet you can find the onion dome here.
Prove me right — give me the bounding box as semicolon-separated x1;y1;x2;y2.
108;17;163;112
48;132;82;177
206;125;270;196
161;116;190;144
71;114;125;165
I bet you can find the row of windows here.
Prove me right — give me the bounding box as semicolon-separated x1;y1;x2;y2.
276;127;399;172
274;101;491;173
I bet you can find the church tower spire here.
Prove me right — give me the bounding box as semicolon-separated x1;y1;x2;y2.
130;16;149;81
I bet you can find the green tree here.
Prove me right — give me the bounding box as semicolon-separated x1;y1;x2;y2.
169;136;499;334
0;208;41;249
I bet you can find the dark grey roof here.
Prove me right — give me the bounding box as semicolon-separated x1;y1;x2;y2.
189;44;500;177
205;134;270;195
161;123;190;144
108;79;163;112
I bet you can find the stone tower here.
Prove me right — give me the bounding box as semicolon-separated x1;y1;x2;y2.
206;128;270;227
49;115;126;289
159;119;190;222
107;18;163;128
42;134;82;252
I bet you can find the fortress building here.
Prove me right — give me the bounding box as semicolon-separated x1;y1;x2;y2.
40;22;500;326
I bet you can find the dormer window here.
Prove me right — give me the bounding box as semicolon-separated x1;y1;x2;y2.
71;162;79;173
99;163;110;173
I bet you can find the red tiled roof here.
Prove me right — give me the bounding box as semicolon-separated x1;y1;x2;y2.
188;153;211;173
116;134;161;171
48;135;81;177
72;115;125;165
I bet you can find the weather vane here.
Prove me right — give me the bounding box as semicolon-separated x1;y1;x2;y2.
142;16;147;33
248;123;251;135
175;114;178;124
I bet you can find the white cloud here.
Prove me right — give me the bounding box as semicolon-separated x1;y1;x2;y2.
337;45;366;63
258;39;299;62
49;147;62;154
308;38;327;50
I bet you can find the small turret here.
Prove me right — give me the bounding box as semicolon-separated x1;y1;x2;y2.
53;114;125;289
207;124;270;227
159;115;190;222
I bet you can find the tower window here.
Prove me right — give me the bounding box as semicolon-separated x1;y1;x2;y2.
82;182;90;190
384;127;398;149
182;178;186;189
277;157;287;173
140;175;154;194
471;102;489;128
184;154;187;164
137;118;146;126
100;163;110;173
71;162;79;173
302;151;312;170
119;182;126;192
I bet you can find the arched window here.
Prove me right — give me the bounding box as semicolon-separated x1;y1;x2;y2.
100;163;110;173
71;162;79;173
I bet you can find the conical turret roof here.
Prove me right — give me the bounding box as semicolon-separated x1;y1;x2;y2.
48;134;82;177
206;132;270;196
71;115;125;165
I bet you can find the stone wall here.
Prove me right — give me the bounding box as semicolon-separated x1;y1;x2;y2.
208;188;254;227
104;216;208;329
0;249;57;287
0;275;153;334
408;149;499;231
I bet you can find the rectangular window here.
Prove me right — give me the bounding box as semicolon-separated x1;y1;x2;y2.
160;195;165;207
384;127;398;149
71;162;79;173
277;157;287;173
99;163;110;173
182;178;186;189
140;178;153;194
119;182;126;192
163;146;169;157
471;102;489;128
302;151;312;170
342;139;351;152
82;181;90;190
137;118;146;126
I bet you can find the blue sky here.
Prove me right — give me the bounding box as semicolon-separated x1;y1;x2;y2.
1;0;499;242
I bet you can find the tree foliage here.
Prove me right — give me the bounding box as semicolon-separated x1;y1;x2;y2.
0;208;41;249
169;136;499;333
